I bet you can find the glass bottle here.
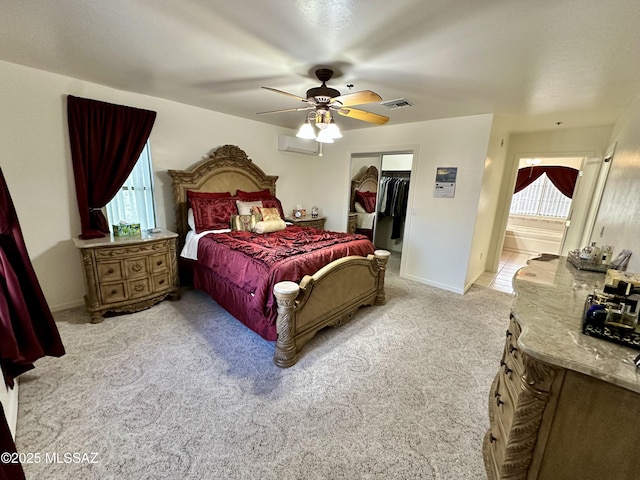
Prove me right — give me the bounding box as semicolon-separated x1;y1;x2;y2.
590;242;601;264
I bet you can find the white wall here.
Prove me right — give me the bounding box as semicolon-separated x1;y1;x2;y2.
466;116;510;288
314;114;494;293
0;381;18;439
0;60;316;310
593;91;640;272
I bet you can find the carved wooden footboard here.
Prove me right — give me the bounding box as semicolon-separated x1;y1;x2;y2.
272;250;389;367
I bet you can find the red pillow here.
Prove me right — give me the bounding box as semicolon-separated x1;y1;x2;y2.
187;190;232;207
355;191;377;213
190;195;239;233
236;188;273;200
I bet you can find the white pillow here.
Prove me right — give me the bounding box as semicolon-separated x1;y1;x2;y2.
236;200;263;215
354;202;367;214
187;208;195;230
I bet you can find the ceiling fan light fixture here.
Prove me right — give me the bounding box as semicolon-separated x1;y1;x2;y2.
315;129;334;143
325;120;342;139
296;120;316;140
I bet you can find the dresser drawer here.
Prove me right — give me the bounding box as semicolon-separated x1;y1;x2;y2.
124;257;149;278
97;261;124;282
100;282;127;304
128;277;151;298
153;272;171;292
150;252;169;272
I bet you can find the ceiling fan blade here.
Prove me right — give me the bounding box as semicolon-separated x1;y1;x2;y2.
262;86;309;103
337;107;389;125
257;106;314;115
332;90;382;107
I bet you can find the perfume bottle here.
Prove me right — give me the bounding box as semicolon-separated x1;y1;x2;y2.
311;206;319;218
601;245;613;265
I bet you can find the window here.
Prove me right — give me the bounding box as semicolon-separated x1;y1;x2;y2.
510;172;571;218
106;142;157;231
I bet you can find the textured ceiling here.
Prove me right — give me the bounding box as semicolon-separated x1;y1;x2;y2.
1;0;640;132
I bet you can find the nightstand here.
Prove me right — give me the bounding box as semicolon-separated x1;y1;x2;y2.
285;216;326;230
347;213;357;233
73;229;180;323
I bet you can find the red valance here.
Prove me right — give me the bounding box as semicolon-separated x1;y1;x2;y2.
67;96;156;239
514;165;579;198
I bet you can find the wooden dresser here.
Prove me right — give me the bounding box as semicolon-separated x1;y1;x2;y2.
285;216;326;230
74;229;179;323
484;256;640;480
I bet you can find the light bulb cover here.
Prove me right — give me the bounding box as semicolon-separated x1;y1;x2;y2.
296;121;316;139
316;129;334;143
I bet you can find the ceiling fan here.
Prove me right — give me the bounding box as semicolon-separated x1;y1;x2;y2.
257;68;390;132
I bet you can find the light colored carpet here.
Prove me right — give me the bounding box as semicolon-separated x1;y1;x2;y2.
15;261;513;479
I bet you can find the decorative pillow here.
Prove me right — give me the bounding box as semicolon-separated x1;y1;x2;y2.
257;207;281;222
187;208;196;230
261;197;286;220
187;190;232;205
355;191;377;213
230;214;262;232
253;219;287;234
236;188;273;200
236;200;264;215
354;202;367;214
190;195;240;233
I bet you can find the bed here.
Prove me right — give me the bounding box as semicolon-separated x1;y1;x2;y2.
350;165;379;242
168;145;390;367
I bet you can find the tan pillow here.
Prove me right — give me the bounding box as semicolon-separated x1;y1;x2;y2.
236;200;263;215
253;219;286;234
258;207;281;222
230;214;261;231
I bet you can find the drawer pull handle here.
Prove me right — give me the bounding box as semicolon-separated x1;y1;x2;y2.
110;289;117;295
503;364;512;375
108;268;114;274
494;389;500;398
490;433;497;443
509;344;518;353
506;329;512;338
159;279;165;285
156;260;163;266
496;397;504;407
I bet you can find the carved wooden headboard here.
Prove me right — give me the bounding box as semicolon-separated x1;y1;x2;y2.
350;165;379;212
167;145;278;250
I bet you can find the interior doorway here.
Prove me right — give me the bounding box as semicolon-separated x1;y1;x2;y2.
502;156;600;258
349;151;413;274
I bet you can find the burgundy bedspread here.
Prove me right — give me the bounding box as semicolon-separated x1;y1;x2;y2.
194;226;374;340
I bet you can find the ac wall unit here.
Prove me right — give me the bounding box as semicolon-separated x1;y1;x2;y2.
278;135;319;156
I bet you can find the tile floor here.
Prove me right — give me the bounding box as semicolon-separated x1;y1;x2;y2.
474;250;537;294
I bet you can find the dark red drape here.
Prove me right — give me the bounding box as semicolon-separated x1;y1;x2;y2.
0;168;65;389
67;95;156;239
514;165;579;198
0;168;65;479
0;402;24;480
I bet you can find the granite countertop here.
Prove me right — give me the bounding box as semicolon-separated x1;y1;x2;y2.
73;228;177;249
511;255;640;393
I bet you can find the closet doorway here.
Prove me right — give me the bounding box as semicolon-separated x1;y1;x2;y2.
350;151;413;274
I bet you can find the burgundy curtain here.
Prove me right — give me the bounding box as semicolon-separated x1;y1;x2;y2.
0;168;65;480
67;95;156;239
0;168;65;389
514;166;579;198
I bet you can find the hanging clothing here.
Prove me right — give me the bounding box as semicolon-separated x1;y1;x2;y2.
378;175;410;239
0;168;65;388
